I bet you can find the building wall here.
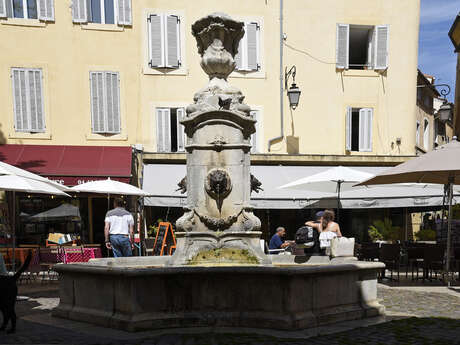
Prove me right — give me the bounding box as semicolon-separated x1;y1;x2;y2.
0;0;420;158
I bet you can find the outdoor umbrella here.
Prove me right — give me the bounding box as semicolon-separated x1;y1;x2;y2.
70;178;151;197
29;203;80;222
278;166;374;221
356;140;460;285
0;161;70;270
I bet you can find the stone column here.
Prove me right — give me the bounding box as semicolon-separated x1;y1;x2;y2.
171;13;268;265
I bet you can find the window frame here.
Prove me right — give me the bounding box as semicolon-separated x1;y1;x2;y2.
1;0;54;22
143;9;186;75
250;106;263;154
11;67;46;133
87;0;115;25
155;106;186;153
345;106;373;153
89;70;121;135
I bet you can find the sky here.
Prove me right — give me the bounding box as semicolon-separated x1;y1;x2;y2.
418;0;459;102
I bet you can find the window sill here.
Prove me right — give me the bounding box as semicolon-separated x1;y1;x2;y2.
0;18;47;27
80;23;125;32
143;66;188;76
8;132;51;140
342;69;380;77
230;70;266;79
85;133;128;141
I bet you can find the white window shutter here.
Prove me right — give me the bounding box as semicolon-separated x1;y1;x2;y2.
156;108;171;152
374;25;389;70
90;72;105;133
345;106;352;151
234;38;243;70
29;70;45;132
12;69;27;132
165;15;180;68
117;0;131;25
104;72;120;134
336;23;349;69
149;14;164;68
416;121;420;146
250;110;259;153
0;0;7;18
367;28;376;69
72;0;87;23
176;107;186;152
246;22;259;71
359;108;373;152
38;0;54;21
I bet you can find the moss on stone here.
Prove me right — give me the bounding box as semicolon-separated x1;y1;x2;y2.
188;248;259;265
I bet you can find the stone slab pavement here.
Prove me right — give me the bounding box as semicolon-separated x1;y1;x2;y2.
0;282;459;345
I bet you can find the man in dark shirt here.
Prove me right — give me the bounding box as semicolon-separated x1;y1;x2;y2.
269;227;293;253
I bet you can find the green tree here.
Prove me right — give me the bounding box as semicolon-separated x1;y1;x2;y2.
368;218;401;242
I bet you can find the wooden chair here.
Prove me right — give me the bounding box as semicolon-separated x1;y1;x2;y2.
379;244;401;282
422;245;445;281
405;246;425;279
360;243;380;261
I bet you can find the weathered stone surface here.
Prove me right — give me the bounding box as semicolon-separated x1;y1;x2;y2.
53;262;385;332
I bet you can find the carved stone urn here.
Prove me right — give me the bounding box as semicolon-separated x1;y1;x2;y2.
171;13;268;265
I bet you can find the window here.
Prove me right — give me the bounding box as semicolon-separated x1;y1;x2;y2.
416;121;420;146
148;13;181;69
235;22;260;72
423;118;429;151
71;0;131;25
0;0;54;21
11;68;45;133
336;24;389;70
345;107;373;152
90;71;121;134
250;109;261;153
156;107;185;152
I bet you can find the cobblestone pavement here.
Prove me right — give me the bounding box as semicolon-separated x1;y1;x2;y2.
0;283;459;345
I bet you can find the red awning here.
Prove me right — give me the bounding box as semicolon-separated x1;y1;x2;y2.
0;144;132;186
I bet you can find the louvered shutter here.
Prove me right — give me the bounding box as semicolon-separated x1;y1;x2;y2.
0;0;7;18
117;0;131;25
374;25;389;70
336;24;349;69
149;14;164;67
359;108;373;152
246;22;259;71
165;15;180;68
345;106;352;151
176;107;185;152
156;108;171;152
38;0;54;21
5;0;12;18
72;0;87;23
30;70;45;132
367;28;375;69
234;38;243;70
90;72;105;133
12;69;28;132
104;72;120;134
250;110;259;153
416;121;420;146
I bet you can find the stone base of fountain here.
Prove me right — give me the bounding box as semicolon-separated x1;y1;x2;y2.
53;258;384;332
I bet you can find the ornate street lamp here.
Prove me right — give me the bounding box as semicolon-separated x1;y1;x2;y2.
285;66;301;110
438;101;453;123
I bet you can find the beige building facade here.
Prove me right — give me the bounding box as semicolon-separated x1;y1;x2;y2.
0;0;420;160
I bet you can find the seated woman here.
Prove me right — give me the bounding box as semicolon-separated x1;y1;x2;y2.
305;209;341;254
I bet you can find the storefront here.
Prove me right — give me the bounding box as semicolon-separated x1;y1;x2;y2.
0;144;133;248
141;164;455;243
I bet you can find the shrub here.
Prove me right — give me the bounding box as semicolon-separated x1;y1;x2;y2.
415;228;436;241
368;218;401;242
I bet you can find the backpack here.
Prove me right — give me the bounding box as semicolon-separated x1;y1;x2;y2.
295;226;315;248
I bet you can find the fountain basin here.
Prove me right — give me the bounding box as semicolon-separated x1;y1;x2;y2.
53;258;384;332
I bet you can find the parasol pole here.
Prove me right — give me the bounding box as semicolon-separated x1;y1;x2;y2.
445;176;453;287
336;180;342;223
11;191;16;272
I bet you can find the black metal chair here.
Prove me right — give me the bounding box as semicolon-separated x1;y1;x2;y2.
379;244;401;282
405;246;425;280
360;243;380;261
422;245;445;281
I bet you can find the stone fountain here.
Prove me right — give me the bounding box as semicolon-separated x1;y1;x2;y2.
53;13;385;332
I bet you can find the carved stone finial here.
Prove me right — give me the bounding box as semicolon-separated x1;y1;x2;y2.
186;13;251;117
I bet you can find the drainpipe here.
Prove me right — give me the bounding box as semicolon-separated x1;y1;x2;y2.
268;0;284;152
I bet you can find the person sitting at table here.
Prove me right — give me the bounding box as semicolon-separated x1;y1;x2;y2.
305;209;341;255
269;227;294;254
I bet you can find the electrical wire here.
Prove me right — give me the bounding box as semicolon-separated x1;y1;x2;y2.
283;42;336;65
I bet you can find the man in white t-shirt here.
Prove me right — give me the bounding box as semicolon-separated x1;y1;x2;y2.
104;198;134;257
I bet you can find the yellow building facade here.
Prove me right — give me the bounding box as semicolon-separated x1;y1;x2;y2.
0;0;420;159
